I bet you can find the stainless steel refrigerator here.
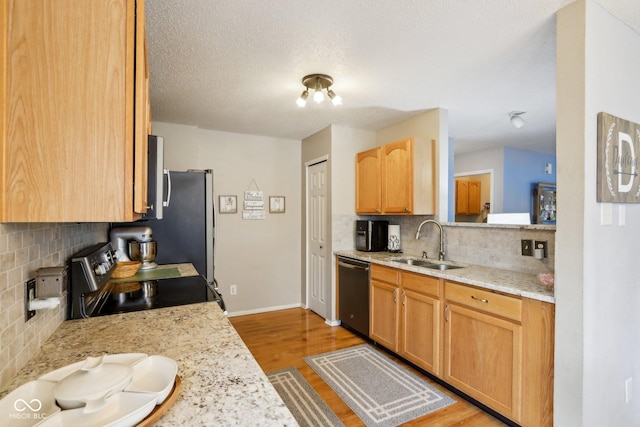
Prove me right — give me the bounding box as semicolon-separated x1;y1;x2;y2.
112;169;216;283
151;170;215;282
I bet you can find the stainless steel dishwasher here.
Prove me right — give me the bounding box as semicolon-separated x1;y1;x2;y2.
338;256;370;336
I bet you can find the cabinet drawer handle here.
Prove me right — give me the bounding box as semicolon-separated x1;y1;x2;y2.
471;295;489;303
404;207;410;212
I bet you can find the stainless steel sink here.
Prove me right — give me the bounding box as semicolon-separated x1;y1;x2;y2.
422;263;464;270
392;258;432;267
388;257;465;270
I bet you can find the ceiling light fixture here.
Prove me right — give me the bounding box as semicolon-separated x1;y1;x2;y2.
296;74;341;107
509;111;526;129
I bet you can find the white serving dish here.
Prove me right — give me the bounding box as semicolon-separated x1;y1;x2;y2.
0;380;60;427
38;353;146;383
53;355;133;411
3;353;175;427
35;392;157;427
126;355;177;404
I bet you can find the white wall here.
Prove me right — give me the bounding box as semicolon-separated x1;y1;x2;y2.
152;122;302;315
556;1;640;425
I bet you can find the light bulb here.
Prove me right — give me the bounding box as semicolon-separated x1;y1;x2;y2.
509;111;525;129
313;89;324;103
296;90;308;107
328;90;342;106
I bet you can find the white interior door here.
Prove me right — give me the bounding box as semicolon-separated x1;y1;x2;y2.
307;160;329;318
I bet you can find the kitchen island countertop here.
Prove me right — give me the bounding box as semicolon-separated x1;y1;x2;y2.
0;302;298;426
336;250;555;304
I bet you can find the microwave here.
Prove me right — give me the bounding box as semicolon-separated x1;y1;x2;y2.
142;135;166;220
356;220;389;252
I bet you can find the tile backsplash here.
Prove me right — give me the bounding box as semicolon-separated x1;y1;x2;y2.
342;215;555;274
0;222;107;390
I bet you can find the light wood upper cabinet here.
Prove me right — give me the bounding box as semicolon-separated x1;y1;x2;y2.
0;0;150;222
355;147;382;214
455;180;481;215
355;137;435;215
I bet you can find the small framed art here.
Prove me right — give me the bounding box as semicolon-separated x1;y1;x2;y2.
269;196;285;213
219;195;237;213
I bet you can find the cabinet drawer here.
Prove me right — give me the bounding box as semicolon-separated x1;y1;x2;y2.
371;265;399;284
445;281;522;322
401;272;440;297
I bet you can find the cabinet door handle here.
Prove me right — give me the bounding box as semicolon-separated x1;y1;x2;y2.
471;295;489;303
402;291;405;306
404;207;410;212
444;305;449;322
393;288;398;304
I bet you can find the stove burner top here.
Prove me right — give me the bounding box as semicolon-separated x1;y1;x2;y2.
68;243;224;319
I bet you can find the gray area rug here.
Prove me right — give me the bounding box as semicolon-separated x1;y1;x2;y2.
304;344;455;427
267;367;345;427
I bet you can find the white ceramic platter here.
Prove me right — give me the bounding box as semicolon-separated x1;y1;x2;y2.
0;380;60;427
2;353;176;427
126;355;177;404
38;353;147;383
35;392;157;427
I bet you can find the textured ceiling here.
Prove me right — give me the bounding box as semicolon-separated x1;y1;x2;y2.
146;0;640;154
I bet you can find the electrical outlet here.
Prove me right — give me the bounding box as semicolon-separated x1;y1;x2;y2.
521;239;533;256
535;240;548;258
626;377;633;403
24;279;36;322
229;284;237;296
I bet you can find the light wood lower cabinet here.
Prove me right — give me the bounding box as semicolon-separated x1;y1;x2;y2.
368;267;554;426
444;295;523;421
370;265;441;376
400;271;441;376
370;266;400;351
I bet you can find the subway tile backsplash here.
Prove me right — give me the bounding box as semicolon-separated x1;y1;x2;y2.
0;222;107;390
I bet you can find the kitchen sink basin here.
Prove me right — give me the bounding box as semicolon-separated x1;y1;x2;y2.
387;257;465;270
422;263;464;270
392;258;432;267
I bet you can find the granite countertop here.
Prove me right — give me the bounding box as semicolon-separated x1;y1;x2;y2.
336;250;555;304
0;302;298;426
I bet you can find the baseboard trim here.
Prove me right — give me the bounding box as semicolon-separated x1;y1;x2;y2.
226;303;303;317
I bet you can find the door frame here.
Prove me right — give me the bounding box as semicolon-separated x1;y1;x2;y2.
304;155;334;322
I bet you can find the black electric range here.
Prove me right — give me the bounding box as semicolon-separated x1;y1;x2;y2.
68;242;225;319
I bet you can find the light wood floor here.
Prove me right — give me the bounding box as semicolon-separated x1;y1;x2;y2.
230;308;507;426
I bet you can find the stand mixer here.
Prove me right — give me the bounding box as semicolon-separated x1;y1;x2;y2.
110;226;158;270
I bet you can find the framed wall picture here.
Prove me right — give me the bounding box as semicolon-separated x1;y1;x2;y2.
269;196;285;213
219;195;237;213
597;112;640;203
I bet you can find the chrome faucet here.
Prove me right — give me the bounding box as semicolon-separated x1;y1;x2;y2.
415;219;445;261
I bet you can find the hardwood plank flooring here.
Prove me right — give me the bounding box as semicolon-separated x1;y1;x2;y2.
230;308;507;426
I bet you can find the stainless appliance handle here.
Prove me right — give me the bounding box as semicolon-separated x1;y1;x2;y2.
338;260;370;271
163;169;172;207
